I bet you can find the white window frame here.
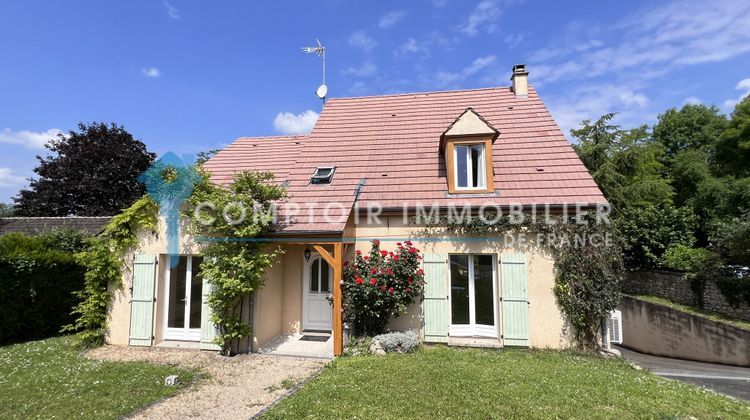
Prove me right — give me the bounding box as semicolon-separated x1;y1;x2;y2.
453;143;486;191
163;255;202;341
448;253;498;338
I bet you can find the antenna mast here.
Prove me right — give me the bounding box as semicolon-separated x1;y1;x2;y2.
301;38;327;103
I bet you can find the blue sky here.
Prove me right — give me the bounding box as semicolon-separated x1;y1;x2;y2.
1;0;750;203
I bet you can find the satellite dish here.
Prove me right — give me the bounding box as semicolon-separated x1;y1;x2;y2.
316;84;328;99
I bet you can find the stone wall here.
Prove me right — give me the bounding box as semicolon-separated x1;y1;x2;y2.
619;295;750;367
622;270;750;322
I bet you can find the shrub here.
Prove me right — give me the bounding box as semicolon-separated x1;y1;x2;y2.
342;240;424;336
710;215;750;266
372;330;420;353
661;244;719;273
0;230;89;344
344;336;373;356
615;204;698;269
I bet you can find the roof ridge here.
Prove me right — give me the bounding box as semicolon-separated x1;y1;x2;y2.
235;134;309;140
328;85;528;102
0;216;114;219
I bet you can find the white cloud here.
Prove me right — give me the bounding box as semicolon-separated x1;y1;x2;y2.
379;10;407;29
529;0;750;85
682;96;702;105
434;55;497;88
722;77;750;109
504;33;525;48
397;38;421;55
618;91;649;107
141;67;161;78
737;78;750;91
348;30;377;52
273;110;319;135
341;62;378;77
433;0;448;7
459;0;506;36
0;128;61;150
164;1;180;20
0;168;26;188
546;84;653;137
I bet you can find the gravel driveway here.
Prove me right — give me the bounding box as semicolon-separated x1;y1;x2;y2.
86;345;327;419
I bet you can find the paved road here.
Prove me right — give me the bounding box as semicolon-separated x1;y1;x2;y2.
615;345;750;401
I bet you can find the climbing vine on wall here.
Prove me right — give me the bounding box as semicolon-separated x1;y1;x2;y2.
63;196;159;348
420;211;623;351
184;169;286;355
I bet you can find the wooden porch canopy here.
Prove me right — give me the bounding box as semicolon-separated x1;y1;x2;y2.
271;237;345;356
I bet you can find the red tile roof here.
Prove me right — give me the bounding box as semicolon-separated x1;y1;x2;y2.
202;135;306;185
204;85;607;233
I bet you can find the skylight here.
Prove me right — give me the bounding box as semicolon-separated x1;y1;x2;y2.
311;167;335;184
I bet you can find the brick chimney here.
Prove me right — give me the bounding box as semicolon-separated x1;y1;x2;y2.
510;64;529;97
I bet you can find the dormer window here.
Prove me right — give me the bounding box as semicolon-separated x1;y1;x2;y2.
455;143;486;190
440;108;499;194
311;167;335;184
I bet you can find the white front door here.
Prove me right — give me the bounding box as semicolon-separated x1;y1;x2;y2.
303;254;333;331
449;254;498;338
163;255;203;341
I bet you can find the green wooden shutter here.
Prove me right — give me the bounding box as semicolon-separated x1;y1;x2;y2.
423;253;449;343
501;253;529;347
128;254;156;347
200;274;221;351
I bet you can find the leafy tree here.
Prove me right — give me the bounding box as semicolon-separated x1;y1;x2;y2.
710;215;750;266
572;114;672;211
196;148;221;165
0;203;15;217
185;169;286;355
716;96;750;177
653;104;727;159
615;205;698;269
14;122;155;216
670;149;712;207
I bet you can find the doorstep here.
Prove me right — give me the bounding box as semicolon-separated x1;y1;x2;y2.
448;336;503;348
154;340;202;350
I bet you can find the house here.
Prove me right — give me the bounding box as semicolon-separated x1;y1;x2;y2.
106;65;607;355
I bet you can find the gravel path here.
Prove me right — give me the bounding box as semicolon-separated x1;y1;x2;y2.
85;346;327;419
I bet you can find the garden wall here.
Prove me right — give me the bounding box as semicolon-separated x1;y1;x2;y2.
622;270;750;322
619;295;750;367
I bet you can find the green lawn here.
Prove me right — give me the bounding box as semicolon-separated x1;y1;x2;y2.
634;294;750;331
0;336;196;419
263;346;750;419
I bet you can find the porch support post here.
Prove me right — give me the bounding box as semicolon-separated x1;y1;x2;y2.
313;243;344;356
332;242;343;355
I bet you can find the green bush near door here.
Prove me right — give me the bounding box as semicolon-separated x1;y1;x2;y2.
0;229;88;344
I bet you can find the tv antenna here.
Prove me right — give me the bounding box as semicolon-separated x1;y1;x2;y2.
301;38;327;102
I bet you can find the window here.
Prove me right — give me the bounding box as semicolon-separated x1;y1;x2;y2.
309;257;332;293
454;143;486;189
311;167;335;184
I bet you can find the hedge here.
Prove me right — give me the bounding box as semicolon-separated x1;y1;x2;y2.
0;230;88;344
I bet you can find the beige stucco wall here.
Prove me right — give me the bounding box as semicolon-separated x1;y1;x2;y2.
106;214;307;350
354;215;570;349
251;254;284;350
109;213;570;350
280;246;304;335
443;109;496;137
620;296;750;366
106;218;203;346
